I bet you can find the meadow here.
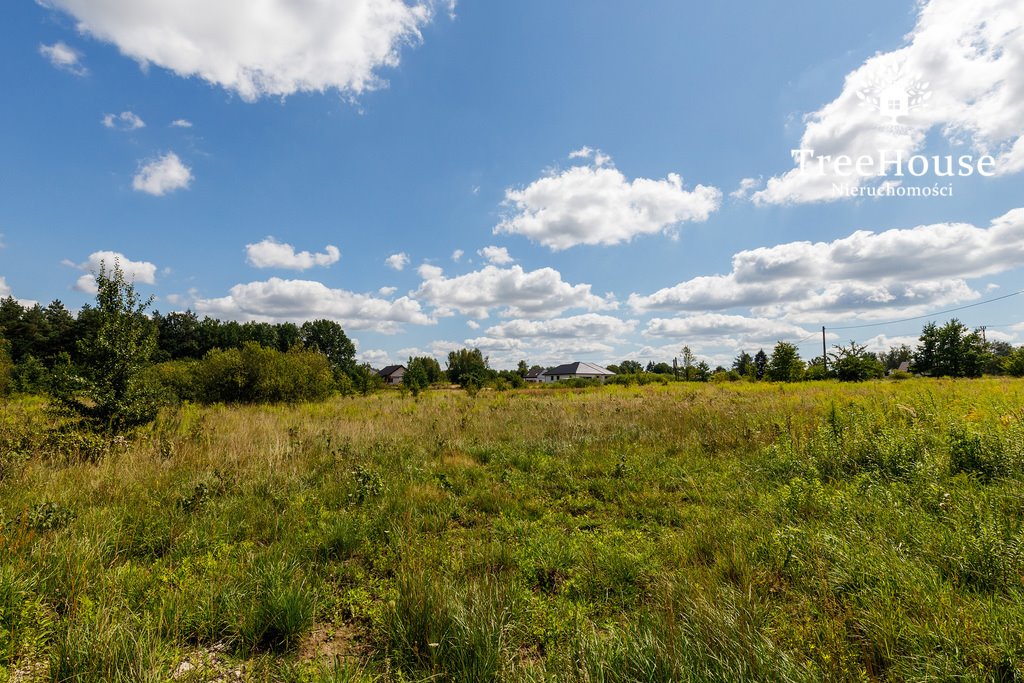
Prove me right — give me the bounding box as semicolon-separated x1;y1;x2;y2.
2;378;1024;681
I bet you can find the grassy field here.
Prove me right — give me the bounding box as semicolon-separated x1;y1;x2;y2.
2;378;1024;681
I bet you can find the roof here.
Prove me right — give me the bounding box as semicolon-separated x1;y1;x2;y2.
525;368;544;378
542;361;615;377
377;365;406;377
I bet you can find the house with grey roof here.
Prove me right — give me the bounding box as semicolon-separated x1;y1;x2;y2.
540;361;615;383
377;365;406;385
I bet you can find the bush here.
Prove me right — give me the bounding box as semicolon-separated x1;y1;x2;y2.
150;343;335;404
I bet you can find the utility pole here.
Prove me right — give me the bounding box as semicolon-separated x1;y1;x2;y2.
822;326;828;372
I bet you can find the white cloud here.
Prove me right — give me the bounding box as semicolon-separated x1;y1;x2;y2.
102;111;145;130
359;349;392;367
451;249;464;262
39;41;87;75
132;152;193;196
71;250;158;293
466;320;480;329
245;237;340;270
414;264;616;319
730;177;762;199
478;245;513;265
643;314;814;347
385;252;410;271
483;314;636;340
0;277;11;298
170;119;193;128
752;0;1024;205
568;146;594;159
378;286;398;296
193;277;433;333
630;207;1024;321
42;0;446;101
496;152;721;250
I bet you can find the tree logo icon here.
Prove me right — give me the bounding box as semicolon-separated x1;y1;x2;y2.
856;64;931;123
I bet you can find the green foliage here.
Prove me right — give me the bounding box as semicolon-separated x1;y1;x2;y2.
1003;346;1024;377
180;343;335;404
350;363;384;396
300;319;357;378
766;342;804;382
403;356;443;396
57;261;160;432
830;340;885;382
914;319;988;377
446;348;493;389
617;360;643;374
948;423;1022;481
753;349;768;380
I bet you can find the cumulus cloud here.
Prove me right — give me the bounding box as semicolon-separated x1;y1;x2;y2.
39;41;87;75
193;277;433;334
496;151;721;250
414;264;616;319
643;314;814;347
629;207;1024;321
132;152;192;196
753;0;1024;205
245;237;340;270
70;250;158;293
41;0;446;101
378;286;398;296
359;349;392;367
0;277;11;298
170;119;193;128
478;245;513;265
451;249;464;262
385;253;410;271
102;111;145;130
483;314;635;340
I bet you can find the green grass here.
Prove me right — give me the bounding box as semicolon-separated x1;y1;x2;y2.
2;379;1024;681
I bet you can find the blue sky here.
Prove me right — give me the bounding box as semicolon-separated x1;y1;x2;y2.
2;0;1023;368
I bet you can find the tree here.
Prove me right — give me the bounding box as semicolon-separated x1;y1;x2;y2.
59;261;160;431
351;363;384;395
829;340;884;382
1003;346;1024;377
618;360;643;374
753;349;768;380
913;319;986;377
154;310;201;360
300;319;357;377
516;360;529;377
693;361;711;382
680;346;696;380
732;351;754;378
446;348;492;389
766;342;804;382
404;356;443;396
878;344;913;372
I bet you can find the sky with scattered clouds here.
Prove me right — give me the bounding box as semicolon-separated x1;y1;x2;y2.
2;0;1023;369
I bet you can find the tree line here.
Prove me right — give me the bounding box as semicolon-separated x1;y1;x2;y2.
1;262;1022;432
608;320;1024;384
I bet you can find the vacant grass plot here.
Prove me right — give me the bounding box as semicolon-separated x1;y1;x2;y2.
2;379;1024;681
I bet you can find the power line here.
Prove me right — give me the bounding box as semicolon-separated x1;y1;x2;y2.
826;289;1024;331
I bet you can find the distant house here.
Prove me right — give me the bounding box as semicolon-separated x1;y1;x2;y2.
897;361;911;373
377;365;406;385
524;368;545;383
541;361;615;383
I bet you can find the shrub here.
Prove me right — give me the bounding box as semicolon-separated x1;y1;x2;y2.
155;343;336;404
